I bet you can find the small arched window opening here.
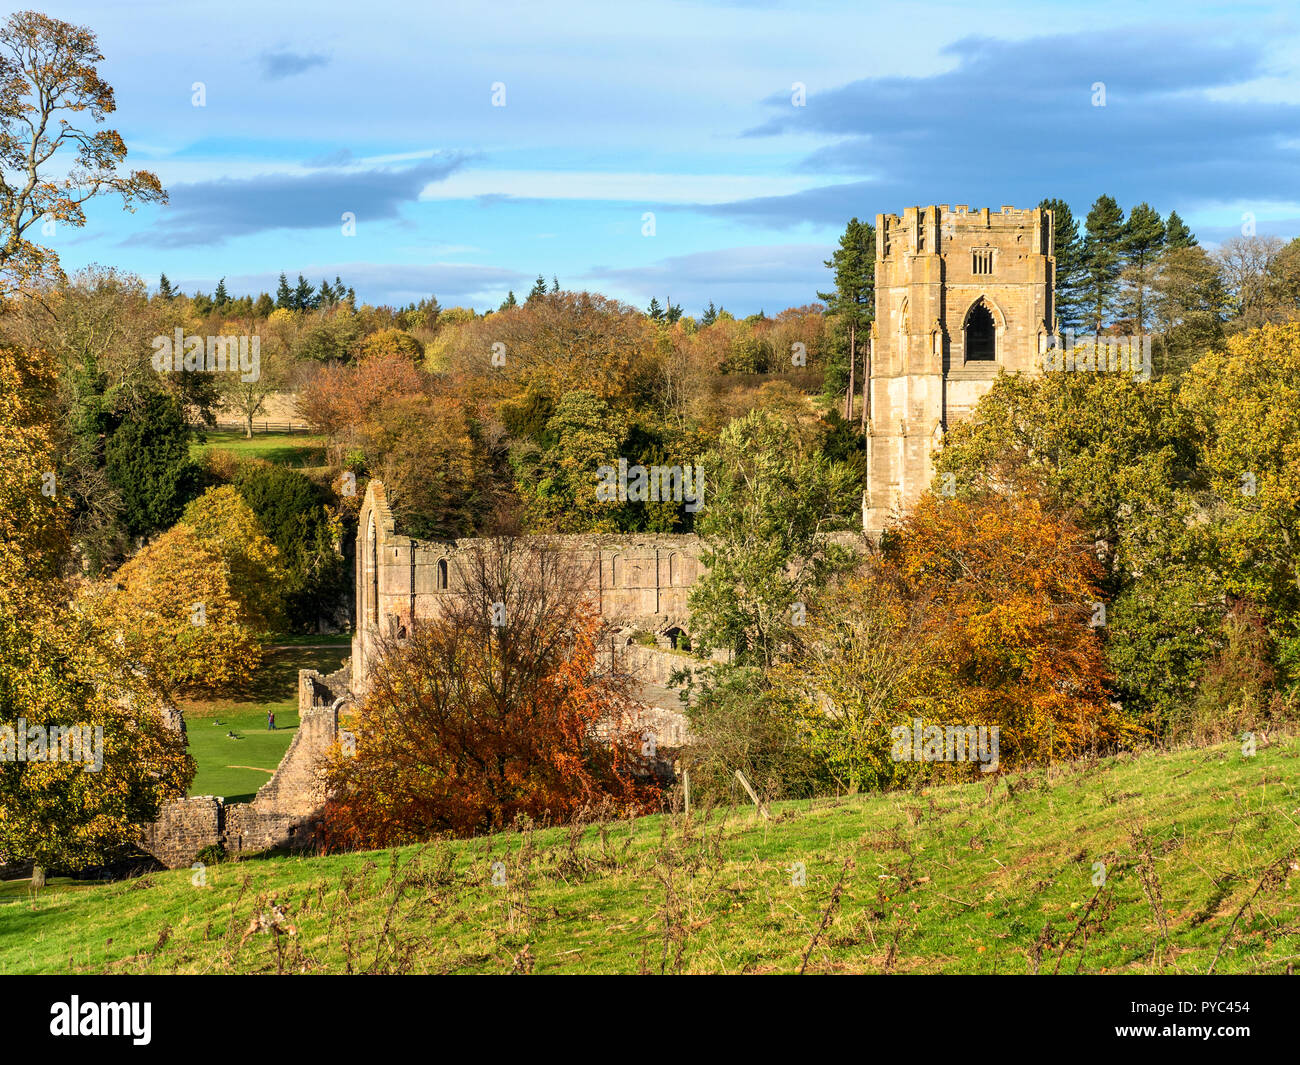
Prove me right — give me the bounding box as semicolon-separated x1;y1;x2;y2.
611;555;622;588
965;303;996;362
437;558;448;590
663;626;691;652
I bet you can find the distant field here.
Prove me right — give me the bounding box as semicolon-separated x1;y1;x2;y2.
190;428;328;470
3;733;1297;974
180;643;349;801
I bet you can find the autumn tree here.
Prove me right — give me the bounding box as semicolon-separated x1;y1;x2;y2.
0;11;165;298
322;537;657;845
769;565;932;792
359;391;498;540
179;485;285;631
0;344;191;885
883;493;1131;764
95;523;263;696
353;327;423;362
214;320;294;437
932;369;1215;728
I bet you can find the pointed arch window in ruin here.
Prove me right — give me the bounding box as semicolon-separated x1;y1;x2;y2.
437;558;448;590
367;515;378;625
965;302;997;362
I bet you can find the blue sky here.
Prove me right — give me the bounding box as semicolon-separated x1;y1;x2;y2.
37;0;1300;315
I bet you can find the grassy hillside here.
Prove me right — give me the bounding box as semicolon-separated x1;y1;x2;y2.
2;734;1297;975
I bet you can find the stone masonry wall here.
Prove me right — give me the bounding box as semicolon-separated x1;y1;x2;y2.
141;666;352;869
865;203;1055;529
352;480;705;695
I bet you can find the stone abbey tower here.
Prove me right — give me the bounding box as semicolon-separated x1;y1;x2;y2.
863;204;1055;531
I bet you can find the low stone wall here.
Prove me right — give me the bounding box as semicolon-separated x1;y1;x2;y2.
141;665;351;869
141;795;223;869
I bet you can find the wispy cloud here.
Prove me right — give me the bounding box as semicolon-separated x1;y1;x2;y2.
127;155;469;248
259;49;330;80
584;243;834;314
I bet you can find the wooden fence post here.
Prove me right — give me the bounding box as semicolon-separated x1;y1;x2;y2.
734;769;770;819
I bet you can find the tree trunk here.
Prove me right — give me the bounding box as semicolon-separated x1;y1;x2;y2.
846;321;856;420
31;864;45;890
245;412;254;439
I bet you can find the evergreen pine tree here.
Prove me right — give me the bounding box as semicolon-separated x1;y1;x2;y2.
701;301;718;326
817;217;876;420
526;275;547;303
1038;197;1085;330
253;293;274;317
275;273;293;310
647;297;664;321
158;273;174;300
1165;210;1198;249
551;275;560;292
317;279;334;306
1120;202;1166;332
105;391;201;537
1082;195;1126;335
213;277;229;308
293;274;316;312
500;290;518;311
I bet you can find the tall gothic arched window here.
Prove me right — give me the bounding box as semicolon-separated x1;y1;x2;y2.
367;515;378;625
965;302;996;361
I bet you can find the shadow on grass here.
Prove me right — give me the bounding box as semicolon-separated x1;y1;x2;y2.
238;644;350;704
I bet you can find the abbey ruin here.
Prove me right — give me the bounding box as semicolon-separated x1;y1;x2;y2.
142;201;1055;868
864;204;1055;530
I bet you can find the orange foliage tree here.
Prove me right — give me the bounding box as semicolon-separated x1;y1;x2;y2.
884;492;1133;765
322;537;658;846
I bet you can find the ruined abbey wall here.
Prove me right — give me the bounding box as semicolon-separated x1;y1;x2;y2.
142;667;354;869
352;480;705;692
143;482;706;868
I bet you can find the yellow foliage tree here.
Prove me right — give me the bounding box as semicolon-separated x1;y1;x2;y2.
180;485;285;629
97;524;263;695
0;345;192;882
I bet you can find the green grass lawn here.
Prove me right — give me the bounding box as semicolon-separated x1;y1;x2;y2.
190;429;327;470
2;732;1297;974
181;643;349;802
